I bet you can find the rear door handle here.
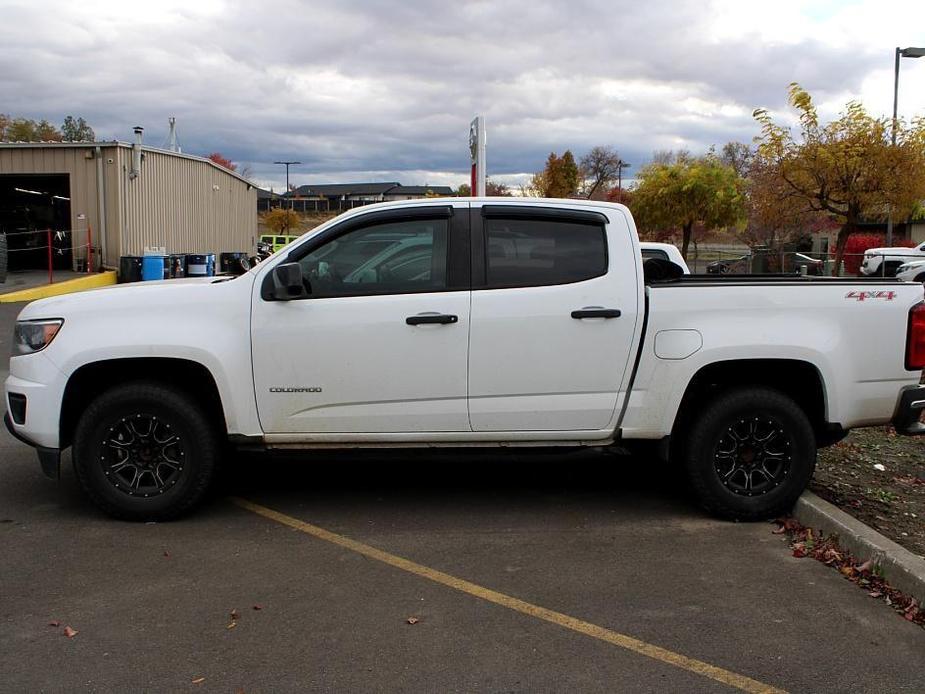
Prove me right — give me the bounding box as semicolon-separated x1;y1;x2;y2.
571;307;621;319
406;313;459;325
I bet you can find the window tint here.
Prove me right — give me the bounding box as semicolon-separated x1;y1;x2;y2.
297;219;448;297
485;218;606;288
641;248;669;262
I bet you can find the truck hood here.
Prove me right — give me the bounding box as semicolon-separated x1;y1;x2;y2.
865;246;924;256
17;275;250;321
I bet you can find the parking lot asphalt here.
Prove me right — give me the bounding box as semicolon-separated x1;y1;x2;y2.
1;300;924;693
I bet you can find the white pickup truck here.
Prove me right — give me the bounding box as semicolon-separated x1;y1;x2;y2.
861;240;925;276
6;199;925;521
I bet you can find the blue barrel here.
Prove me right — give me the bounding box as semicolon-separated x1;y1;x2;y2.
186;253;215;277
141;255;168;281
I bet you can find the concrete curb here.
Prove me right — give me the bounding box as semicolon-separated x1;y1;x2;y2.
0;271;117;303
792;490;925;605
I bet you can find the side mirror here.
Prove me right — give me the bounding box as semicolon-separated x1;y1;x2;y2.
271;262;307;300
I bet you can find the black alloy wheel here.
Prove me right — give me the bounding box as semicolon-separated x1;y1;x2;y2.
712;416;792;497
100;414;187;498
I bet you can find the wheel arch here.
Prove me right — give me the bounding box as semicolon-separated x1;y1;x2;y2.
60;358;227;449
670;358;835;450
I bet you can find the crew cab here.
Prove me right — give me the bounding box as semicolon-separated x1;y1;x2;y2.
6;199;925;521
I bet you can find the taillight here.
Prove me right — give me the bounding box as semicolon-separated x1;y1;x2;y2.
907;302;925;370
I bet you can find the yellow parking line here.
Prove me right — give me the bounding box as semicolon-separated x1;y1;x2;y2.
232;497;786;694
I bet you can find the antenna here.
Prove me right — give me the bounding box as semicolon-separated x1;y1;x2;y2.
165;117;181;153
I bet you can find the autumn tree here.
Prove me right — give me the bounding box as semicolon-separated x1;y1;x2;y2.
61;115;95;141
718;141;752;178
207;152;237;171
752;83;925;274
263;208;301;235
579;145;625;199
456;182;471;196
529;151;580;198
1;116;62;141
631;155;746;259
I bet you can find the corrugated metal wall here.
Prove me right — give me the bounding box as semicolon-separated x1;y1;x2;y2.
0;145;102;262
0;143;257;268
120;148;256;257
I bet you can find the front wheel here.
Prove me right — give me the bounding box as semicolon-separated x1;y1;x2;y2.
73;382;220;521
680;387;816;521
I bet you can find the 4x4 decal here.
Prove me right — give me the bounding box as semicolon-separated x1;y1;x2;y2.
845;290;896;302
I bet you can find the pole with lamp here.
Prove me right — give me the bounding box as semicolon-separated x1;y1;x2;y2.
887;46;925;247
274;160;302;209
616;159;631;199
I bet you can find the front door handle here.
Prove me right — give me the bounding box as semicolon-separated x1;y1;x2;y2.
406;313;459;325
571;307;621;319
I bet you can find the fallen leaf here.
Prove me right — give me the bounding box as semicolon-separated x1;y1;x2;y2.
226;622;237;630
48;620;60;627
192;677;206;684
63;626;78;638
406;617;419;625
772;525;786;535
230;609;239;621
163;551;170;558
873;463;886;472
856;559;874;573
868;591;882;598
252;605;263;611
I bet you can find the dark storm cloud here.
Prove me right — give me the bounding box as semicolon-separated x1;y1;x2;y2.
0;0;890;189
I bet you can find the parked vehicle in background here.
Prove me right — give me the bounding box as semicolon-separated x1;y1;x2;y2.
706;254;749;274
6;198;925;524
788;252;824;276
258;234;299;254
861;241;925;277
895;259;925;283
639;242;689;273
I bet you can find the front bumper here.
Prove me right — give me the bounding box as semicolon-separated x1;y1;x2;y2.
892;385;925;436
4;411;61;479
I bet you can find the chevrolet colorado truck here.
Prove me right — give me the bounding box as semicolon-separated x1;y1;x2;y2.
6;199;925;521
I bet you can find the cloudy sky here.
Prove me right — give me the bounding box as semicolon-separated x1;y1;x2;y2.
2;0;924;191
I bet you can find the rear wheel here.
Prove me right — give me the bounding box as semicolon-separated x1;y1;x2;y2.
73;382;220;521
680;387;816;520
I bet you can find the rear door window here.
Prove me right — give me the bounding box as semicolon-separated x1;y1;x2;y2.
484;218;607;288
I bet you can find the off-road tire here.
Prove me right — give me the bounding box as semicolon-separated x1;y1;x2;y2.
681;387;816;521
73;382;220;521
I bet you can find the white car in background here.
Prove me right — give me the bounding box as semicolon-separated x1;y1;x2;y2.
860;241;925;276
895;259;925;283
639;242;690;273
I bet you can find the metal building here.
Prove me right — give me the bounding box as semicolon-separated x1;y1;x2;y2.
0;131;257;272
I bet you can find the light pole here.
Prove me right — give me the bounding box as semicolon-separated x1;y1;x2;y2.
274;160;301;208
886;46;925;246
616;160;631;195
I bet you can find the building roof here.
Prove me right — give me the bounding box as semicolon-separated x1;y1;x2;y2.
287;182;400;197
386;185;455;196
0;140;256;187
256;188;282;199
285;182;456;198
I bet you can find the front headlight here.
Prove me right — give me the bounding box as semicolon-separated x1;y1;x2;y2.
13;319;64;356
